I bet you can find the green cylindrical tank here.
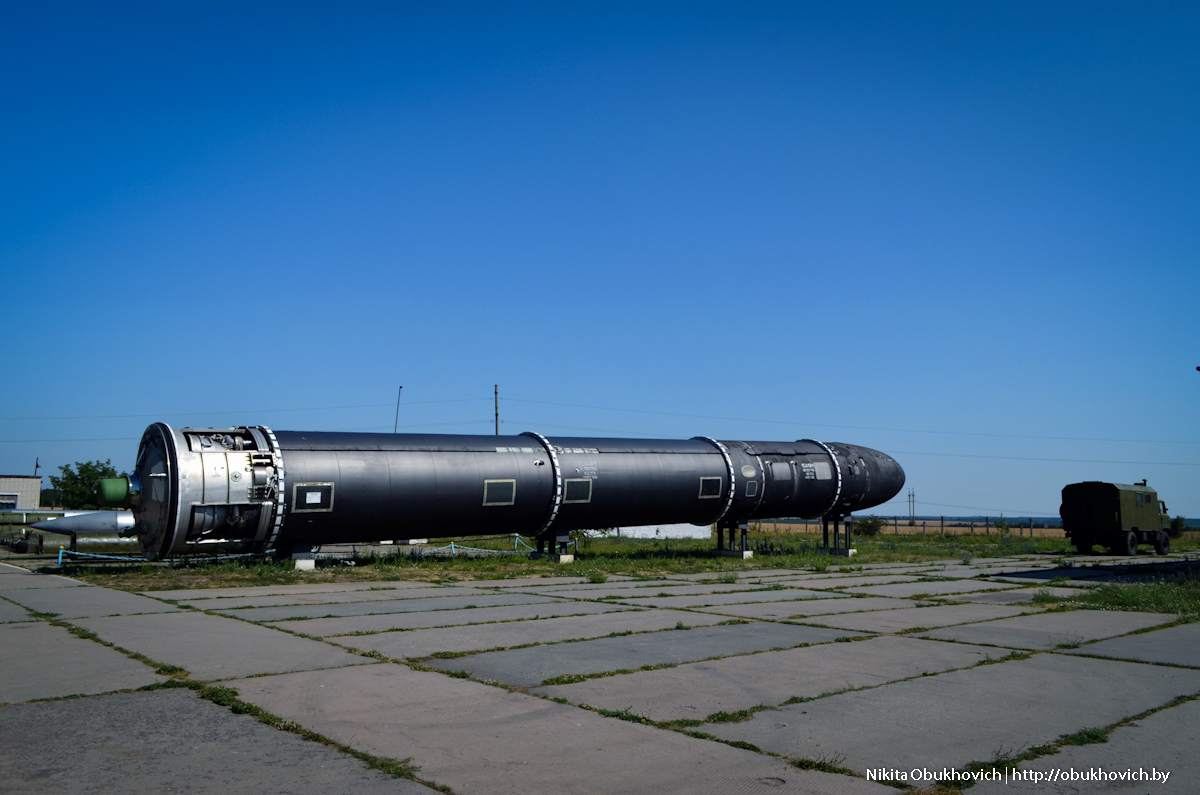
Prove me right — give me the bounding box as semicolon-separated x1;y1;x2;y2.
94;477;132;508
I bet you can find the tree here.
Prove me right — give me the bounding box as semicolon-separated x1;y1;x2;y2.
1169;515;1187;539
47;460;124;509
40;488;63;507
851;516;888;537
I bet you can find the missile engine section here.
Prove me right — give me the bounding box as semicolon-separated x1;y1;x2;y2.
99;423;905;560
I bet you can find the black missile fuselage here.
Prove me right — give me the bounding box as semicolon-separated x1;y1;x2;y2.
121;424;905;560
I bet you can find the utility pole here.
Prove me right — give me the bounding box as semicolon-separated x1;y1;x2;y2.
33;457;39;478
494;385;499;436
393;386;403;433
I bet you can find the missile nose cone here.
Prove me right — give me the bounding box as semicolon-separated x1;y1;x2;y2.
874;451;906;504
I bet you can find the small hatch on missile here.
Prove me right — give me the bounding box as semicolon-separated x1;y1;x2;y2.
698;477;722;498
483;479;516;506
563;478;593;503
292;482;334;513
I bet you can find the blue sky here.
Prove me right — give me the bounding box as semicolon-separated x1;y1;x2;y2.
3;2;1197;517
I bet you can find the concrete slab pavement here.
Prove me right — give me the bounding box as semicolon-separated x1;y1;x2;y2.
228;663;891;795
1063;622;1200;668
920;610;1176;650
427;621;856;687
950;587;1081;605
218;592;568;622
533;636;1014;722
0;586;183;618
610;588;848;609
805;604;1043;633
0;598;34;622
140;580;439;600
0;622;164;703
707;652;1200;774
845;580;1022;598
971;697;1200;795
691;596;915;621
0;689;439;795
0;573;85;590
281;600;635;637
73;611;368;680
340;608;728;659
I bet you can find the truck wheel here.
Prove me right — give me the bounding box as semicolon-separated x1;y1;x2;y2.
1116;530;1138;556
1154;532;1170;555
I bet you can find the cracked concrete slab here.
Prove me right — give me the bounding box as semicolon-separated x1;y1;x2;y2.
338;608;728;658
707;653;1200;774
0;622;164;703
533;635;1014;721
920;610;1176;650
0;586;183;619
971;697;1200;795
427;621;856;687
1062;622;1200;668
805;604;1043;633
228;663;889;795
280;600;634;637
220;592;568;622
0;689;439;794
73;611;367;680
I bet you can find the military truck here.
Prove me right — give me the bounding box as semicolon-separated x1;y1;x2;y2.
1059;481;1172;556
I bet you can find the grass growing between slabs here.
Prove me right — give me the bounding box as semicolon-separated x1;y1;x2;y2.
1034;573;1200;620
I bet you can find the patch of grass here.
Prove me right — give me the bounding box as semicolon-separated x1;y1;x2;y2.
429;650;472;659
674;621;689;630
1065;574;1200;620
585;571;608;583
1059;726;1107;746
717;572;739;584
705;708;759;723
716;618;748;625
541;673;590;686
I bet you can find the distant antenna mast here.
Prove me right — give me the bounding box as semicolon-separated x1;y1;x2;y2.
393;386;403;433
33;457;40;477
494;385;499;436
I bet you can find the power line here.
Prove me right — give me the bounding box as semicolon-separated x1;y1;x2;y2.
506;398;1200;446
0;398;489;422
893;449;1200;467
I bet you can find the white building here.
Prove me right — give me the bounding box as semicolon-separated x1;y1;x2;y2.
0;476;42;509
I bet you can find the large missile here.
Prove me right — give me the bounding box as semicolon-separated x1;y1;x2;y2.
98;424;905;560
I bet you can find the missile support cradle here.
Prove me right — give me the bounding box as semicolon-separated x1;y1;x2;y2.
108;423;905;560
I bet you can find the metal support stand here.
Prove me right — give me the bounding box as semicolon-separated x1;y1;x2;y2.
531;530;574;563
714;520;753;559
819;514;856;556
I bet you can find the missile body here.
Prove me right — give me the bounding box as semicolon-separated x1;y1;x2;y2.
107;424;905;560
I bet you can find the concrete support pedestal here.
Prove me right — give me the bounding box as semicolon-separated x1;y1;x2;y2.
714;550;754;559
819;548;857;557
292;545;315;571
529;553;575;564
